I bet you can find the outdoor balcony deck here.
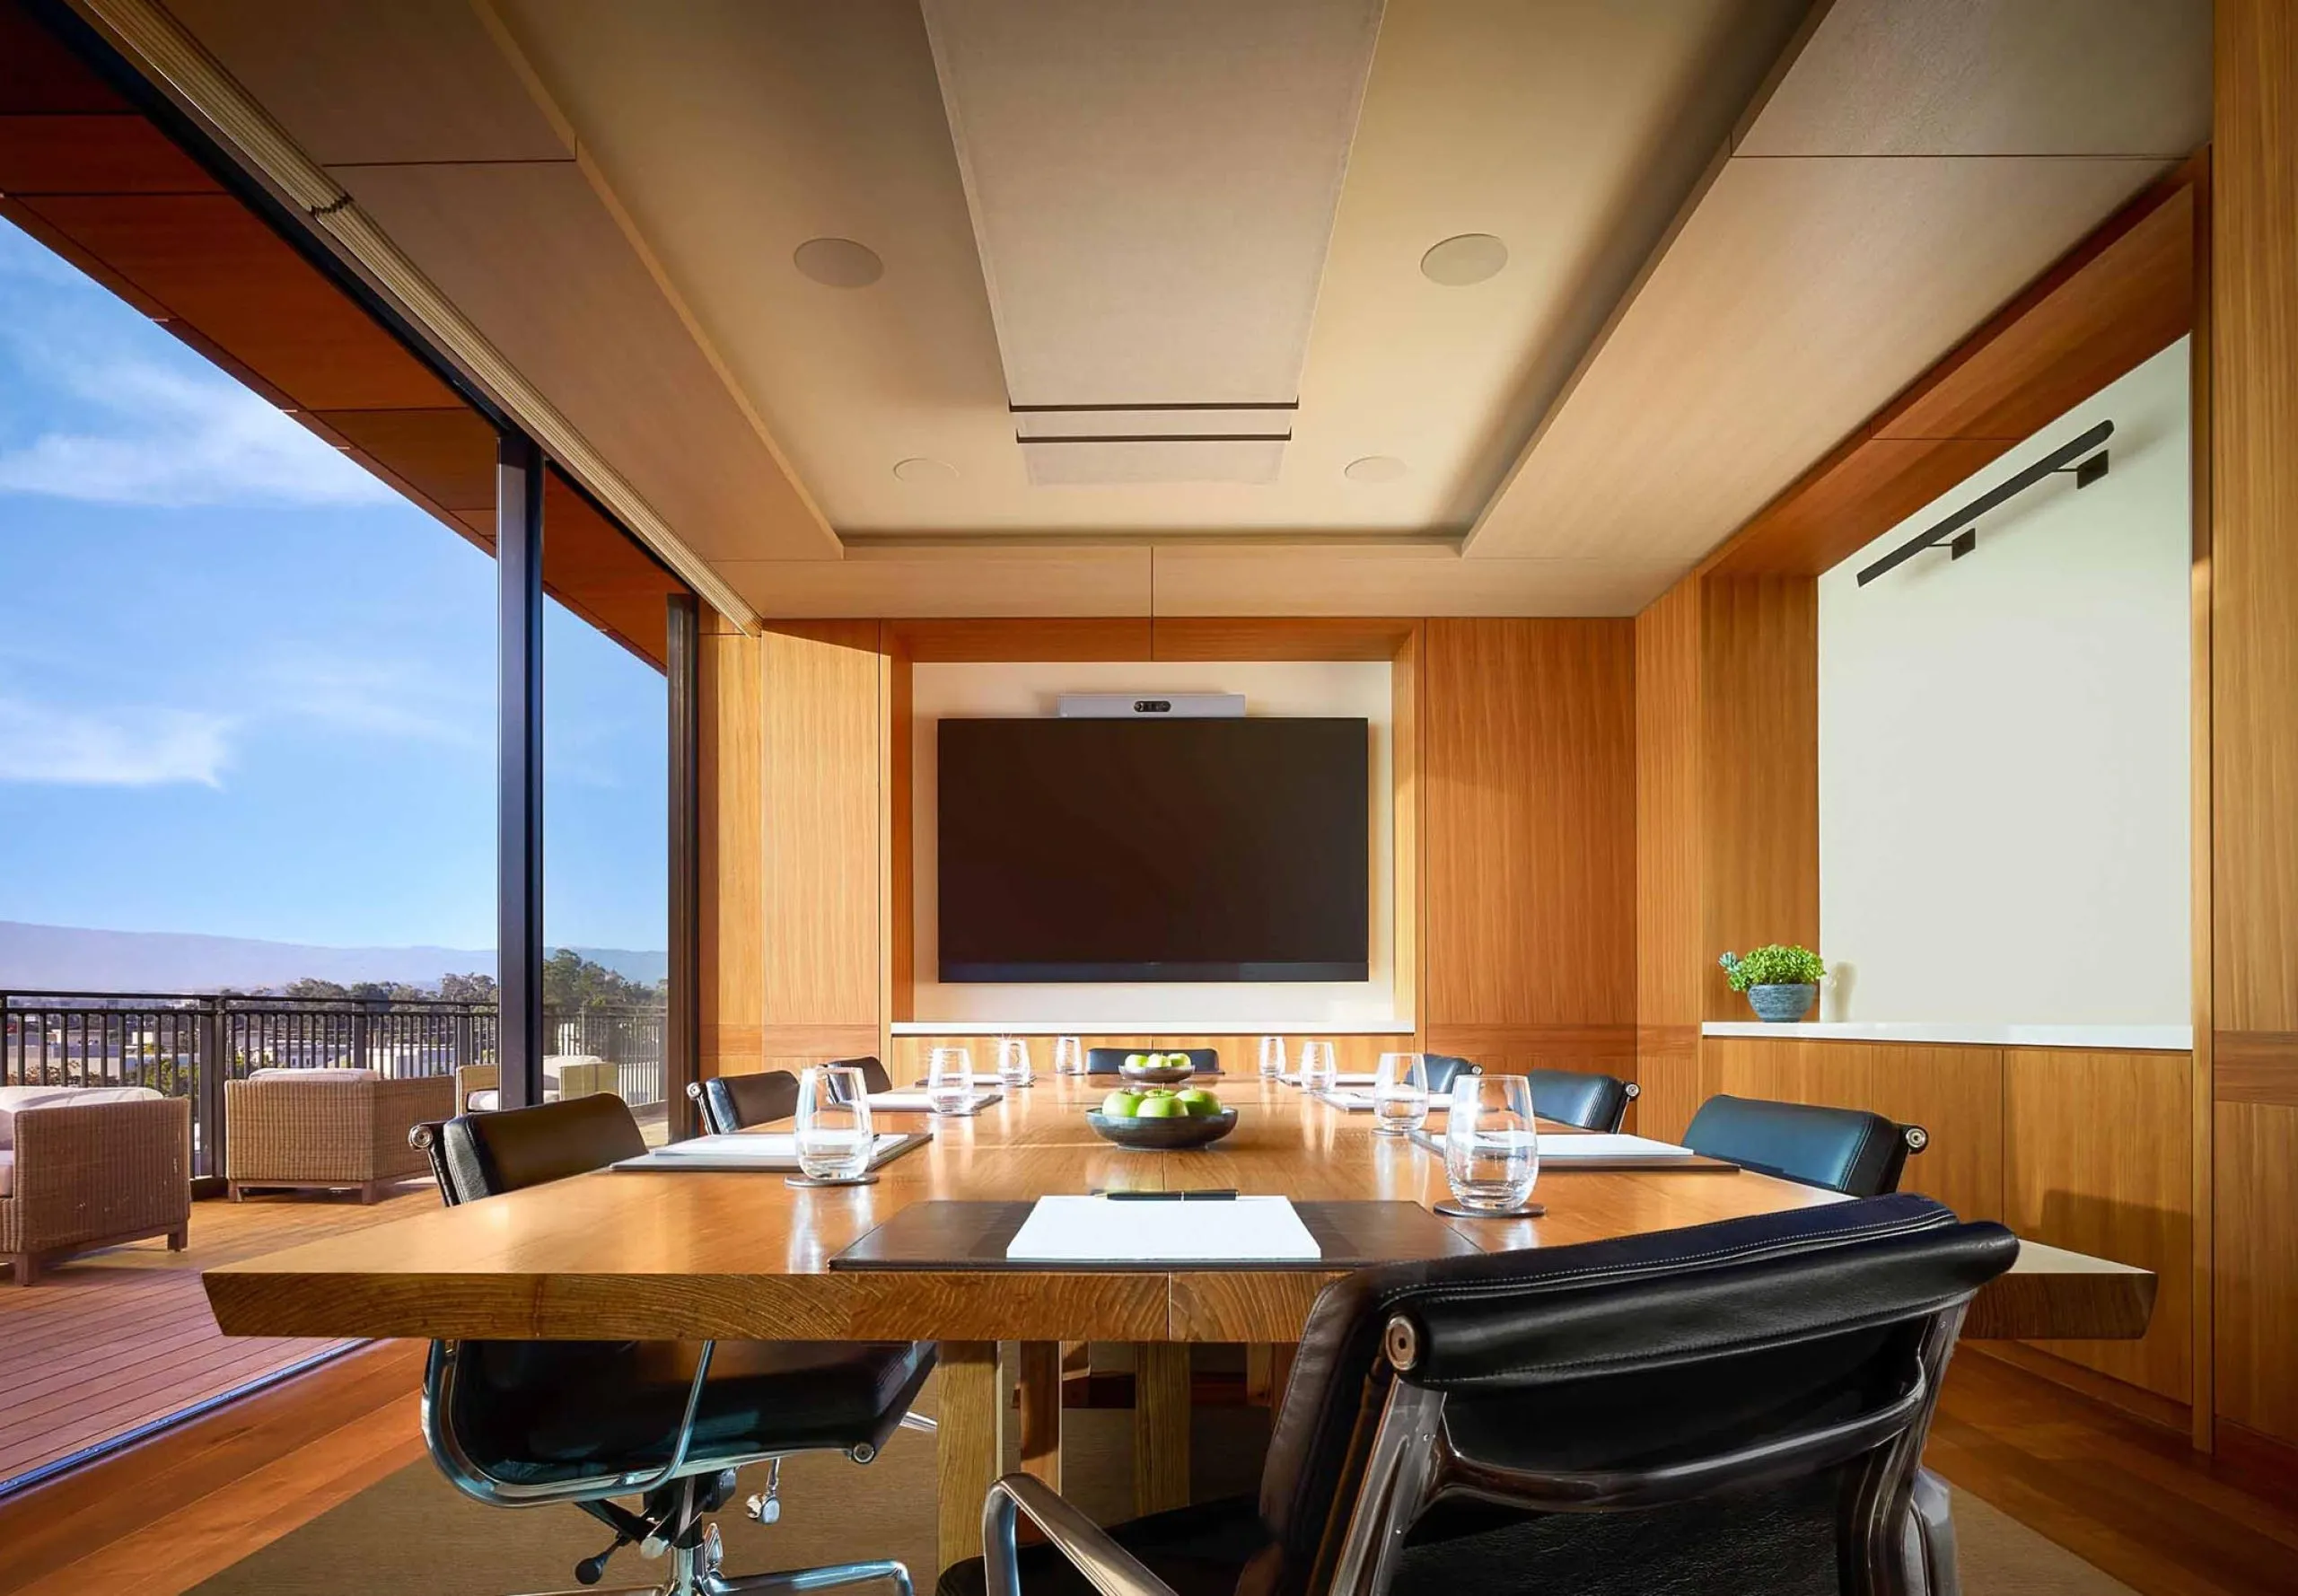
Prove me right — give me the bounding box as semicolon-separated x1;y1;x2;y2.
0;1183;434;1490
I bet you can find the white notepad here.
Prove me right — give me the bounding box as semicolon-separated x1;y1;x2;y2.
1536;1133;1698;1162
614;1132;909;1171
1320;1090;1450;1114
868;1089;1001;1113
1005;1195;1321;1263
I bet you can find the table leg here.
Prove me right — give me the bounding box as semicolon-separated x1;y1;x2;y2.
937;1341;1000;1577
1017;1340;1064;1491
1133;1342;1191;1517
1246;1342;1299;1408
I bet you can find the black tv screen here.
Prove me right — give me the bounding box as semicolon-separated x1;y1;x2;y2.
937;716;1370;982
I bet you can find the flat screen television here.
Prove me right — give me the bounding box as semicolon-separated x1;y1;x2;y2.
936;716;1370;982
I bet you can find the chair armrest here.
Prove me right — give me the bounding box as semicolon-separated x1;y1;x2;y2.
980;1473;1179;1596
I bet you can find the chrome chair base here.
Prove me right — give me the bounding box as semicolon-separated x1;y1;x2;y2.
504;1539;912;1596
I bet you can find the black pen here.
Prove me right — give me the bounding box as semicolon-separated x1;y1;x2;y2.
1100;1188;1240;1201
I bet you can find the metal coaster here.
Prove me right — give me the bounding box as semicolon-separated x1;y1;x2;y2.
1433;1199;1545;1219
785;1173;881;1189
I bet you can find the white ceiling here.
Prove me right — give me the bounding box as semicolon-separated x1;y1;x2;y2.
151;0;2211;617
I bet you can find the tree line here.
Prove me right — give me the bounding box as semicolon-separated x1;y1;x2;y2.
275;951;664;1009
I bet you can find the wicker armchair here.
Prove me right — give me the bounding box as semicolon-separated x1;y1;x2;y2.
454;1057;618;1112
2;1092;190;1285
224;1071;455;1203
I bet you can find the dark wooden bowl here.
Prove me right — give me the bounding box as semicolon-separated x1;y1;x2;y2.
1116;1060;1197;1085
1086;1108;1238;1151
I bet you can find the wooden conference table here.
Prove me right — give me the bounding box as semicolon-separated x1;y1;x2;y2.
202;1076;2153;1574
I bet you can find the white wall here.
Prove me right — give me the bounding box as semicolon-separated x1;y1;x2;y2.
911;660;1397;1024
1817;338;2190;1024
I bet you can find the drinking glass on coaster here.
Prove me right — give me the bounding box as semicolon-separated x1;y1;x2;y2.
1053;1035;1086;1077
792;1064;874;1187
1297;1039;1338;1095
996;1035;1034;1088
927;1046;977;1116
1371;1051;1429;1136
1440;1074;1542;1217
1258;1035;1288;1080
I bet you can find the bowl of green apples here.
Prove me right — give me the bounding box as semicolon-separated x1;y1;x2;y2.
1116;1050;1198;1085
1088;1085;1236;1151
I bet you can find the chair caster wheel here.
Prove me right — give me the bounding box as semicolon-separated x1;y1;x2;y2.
745;1492;781;1524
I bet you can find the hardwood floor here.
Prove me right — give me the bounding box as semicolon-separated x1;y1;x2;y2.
1929;1351;2298;1596
3;1323;2294;1596
0;1182;437;1489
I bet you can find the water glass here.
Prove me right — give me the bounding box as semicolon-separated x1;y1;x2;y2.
1297;1039;1338;1094
794;1064;873;1181
1443;1074;1539;1212
1371;1051;1428;1136
927;1045;976;1116
1258;1035;1288;1080
1053;1035;1085;1076
996;1036;1034;1088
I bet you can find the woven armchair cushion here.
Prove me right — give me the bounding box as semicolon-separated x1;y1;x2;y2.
248;1066;378;1082
0;1151;12;1197
0;1085;162;1150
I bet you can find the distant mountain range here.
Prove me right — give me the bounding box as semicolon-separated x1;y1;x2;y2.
0;921;667;994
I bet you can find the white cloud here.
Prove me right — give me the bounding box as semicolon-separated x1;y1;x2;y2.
258;646;490;750
0;352;393;509
0;697;233;786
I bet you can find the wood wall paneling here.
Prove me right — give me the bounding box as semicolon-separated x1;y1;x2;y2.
2212;0;2298;1452
1390;624;1421;1030
2188;146;2215;1451
1698;578;1819;1020
2004;1049;2195;1403
2214;1101;2298;1443
1149;617;1416;662
884;618;1153;662
1698;1039;2004;1226
761;624;882;1047
1633;575;1704;1141
1423;619;1636;1032
698;632;764;1077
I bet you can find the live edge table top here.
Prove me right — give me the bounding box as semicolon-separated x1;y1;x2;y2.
199;1077;2145;1346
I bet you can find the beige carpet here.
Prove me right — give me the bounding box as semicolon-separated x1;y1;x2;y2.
190;1377;2134;1596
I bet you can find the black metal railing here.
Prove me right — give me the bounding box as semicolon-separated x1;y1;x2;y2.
1;990;665;1180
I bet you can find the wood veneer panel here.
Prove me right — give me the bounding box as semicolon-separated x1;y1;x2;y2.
1698;1039;2002;1225
2212;0;2298;1450
1391;623;1421;1030
0;113;219;194
886;617;1152;662
885;642;914;1030
936;1343;1000;1575
762;622;881;1032
2216;1101;2298;1443
1150;617;1415;662
699;633;764;1078
311;408;496;512
2215;1034;2298;1107
2190;152;2216;1451
1634;576;1703;1141
1423;618;1635;1030
15;194;458;411
1698;577;1818;1020
2005;1049;2194;1403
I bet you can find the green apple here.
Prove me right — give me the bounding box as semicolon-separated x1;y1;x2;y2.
1173;1088;1219;1118
1134;1095;1186;1118
1124;1053;1151;1070
1162;1053;1191;1070
1099;1091;1144;1118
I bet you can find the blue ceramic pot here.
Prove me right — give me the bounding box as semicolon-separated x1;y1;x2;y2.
1747;982;1817;1022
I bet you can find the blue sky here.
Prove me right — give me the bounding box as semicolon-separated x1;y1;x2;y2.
0;217;666;956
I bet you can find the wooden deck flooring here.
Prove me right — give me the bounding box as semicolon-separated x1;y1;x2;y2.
0;1183;438;1490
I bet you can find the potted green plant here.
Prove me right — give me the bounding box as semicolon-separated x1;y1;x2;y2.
1718;945;1826;1022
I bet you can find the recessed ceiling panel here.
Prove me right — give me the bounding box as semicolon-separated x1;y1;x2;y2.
920;0;1381;409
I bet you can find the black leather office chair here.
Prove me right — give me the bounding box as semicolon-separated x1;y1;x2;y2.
1523;1067;1638;1133
1418;1053;1478;1094
835;1055;895;1093
1685;1093;1928;1197
410;1095;934;1596
687;1070;799;1136
1087;1047;1221;1075
944;1192;2012;1596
